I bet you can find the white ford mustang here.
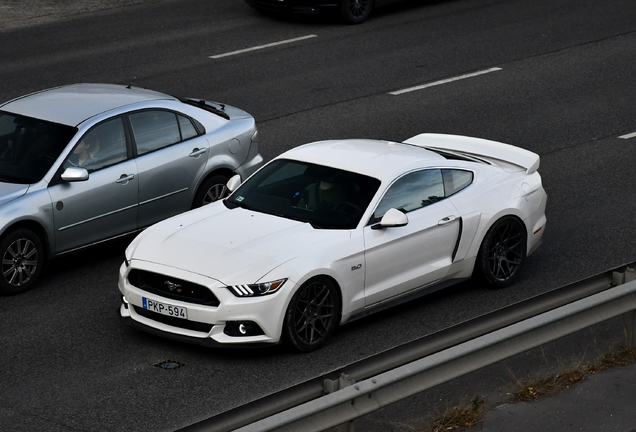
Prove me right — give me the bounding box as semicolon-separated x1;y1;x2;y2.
118;133;547;351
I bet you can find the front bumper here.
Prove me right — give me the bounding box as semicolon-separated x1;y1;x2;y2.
117;261;290;347
118;307;275;348
244;0;339;14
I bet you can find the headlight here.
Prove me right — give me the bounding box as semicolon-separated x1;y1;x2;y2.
227;278;286;297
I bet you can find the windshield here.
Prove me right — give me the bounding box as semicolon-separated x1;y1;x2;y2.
0;111;77;184
226;159;381;229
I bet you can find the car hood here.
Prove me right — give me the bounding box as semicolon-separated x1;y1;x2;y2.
0;182;29;207
129;204;350;284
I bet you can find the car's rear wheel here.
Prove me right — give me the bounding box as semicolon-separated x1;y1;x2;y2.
193;174;231;208
340;0;373;24
284;276;341;352
476;216;526;289
0;229;44;295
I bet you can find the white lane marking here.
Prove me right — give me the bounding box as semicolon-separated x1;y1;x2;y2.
390;67;503;95
619;132;636;139
210;35;318;59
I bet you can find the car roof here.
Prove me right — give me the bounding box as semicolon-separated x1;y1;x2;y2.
279;139;448;180
0;83;176;126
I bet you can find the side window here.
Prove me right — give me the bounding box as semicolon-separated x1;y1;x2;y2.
178;115;198;140
129;110;181;155
65;117;127;172
442;169;473;196
372;169;444;221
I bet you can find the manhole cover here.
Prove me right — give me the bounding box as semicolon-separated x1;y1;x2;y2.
154;360;185;370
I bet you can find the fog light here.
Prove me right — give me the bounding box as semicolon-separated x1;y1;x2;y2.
224;321;265;337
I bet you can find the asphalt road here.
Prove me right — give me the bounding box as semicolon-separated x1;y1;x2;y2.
1;0;636;431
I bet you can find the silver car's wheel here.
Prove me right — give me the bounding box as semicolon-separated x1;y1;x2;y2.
340;0;373;24
193;174;231;208
0;229;44;295
476;217;526;289
284;276;341;352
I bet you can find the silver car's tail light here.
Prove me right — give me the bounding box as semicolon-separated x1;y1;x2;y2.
227;279;286;297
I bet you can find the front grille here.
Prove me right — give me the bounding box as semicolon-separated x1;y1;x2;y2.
128;269;219;306
133;306;214;333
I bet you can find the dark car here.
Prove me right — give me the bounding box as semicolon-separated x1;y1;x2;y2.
244;0;373;24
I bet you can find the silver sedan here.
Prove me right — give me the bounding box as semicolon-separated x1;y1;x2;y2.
0;83;263;294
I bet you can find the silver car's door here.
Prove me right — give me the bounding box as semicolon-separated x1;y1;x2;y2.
363;169;460;307
128;110;208;228
49;117;137;253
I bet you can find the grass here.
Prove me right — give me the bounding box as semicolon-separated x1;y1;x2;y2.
513;345;636;402
422;344;636;431
513;369;584;401
425;396;485;432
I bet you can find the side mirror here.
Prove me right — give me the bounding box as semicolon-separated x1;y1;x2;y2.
226;174;242;193
61;167;89;182
371;208;408;230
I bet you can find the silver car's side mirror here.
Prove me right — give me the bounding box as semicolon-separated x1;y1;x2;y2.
372;208;408;230
226;174;242;193
61;167;89;182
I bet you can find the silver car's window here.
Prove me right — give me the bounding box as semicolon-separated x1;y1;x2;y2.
129;110;181;155
373;169;444;221
64;117;127;172
178;115;198;140
0;111;76;184
442;169;473;196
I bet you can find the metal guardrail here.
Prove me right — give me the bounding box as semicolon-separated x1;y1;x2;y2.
179;264;636;432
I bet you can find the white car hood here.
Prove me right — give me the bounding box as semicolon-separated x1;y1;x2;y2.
130;204;350;284
0;182;29;207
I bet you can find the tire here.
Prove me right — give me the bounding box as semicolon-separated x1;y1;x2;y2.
193;174;231;208
475;216;526;289
283;276;341;352
0;229;44;295
340;0;373;24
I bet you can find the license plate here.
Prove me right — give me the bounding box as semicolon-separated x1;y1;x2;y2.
142;297;187;320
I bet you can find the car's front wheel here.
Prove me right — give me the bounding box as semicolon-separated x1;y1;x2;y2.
284;276;341;352
0;229;44;295
340;0;373;24
476;216;526;289
193;174;231;208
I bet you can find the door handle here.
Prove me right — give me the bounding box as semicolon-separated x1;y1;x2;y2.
189;147;207;157
438;215;457;226
116;174;135;184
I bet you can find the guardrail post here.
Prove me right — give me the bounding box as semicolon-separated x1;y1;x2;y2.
620;268;636;346
625;267;636;283
323;374;356;432
623;311;636;346
613;271;625;286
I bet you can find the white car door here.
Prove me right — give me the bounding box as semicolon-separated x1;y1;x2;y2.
363;169;460;307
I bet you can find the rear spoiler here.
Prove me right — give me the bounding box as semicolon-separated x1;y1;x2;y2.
404;133;540;174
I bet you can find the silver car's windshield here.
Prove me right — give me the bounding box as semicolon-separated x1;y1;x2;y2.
0;111;77;184
226;159;381;229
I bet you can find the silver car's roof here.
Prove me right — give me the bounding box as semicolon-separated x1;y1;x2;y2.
0;83;176;126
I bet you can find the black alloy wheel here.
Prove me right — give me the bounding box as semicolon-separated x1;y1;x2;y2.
193;174;231;208
476;216;526;289
284;276;341;352
340;0;373;24
0;229;44;295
